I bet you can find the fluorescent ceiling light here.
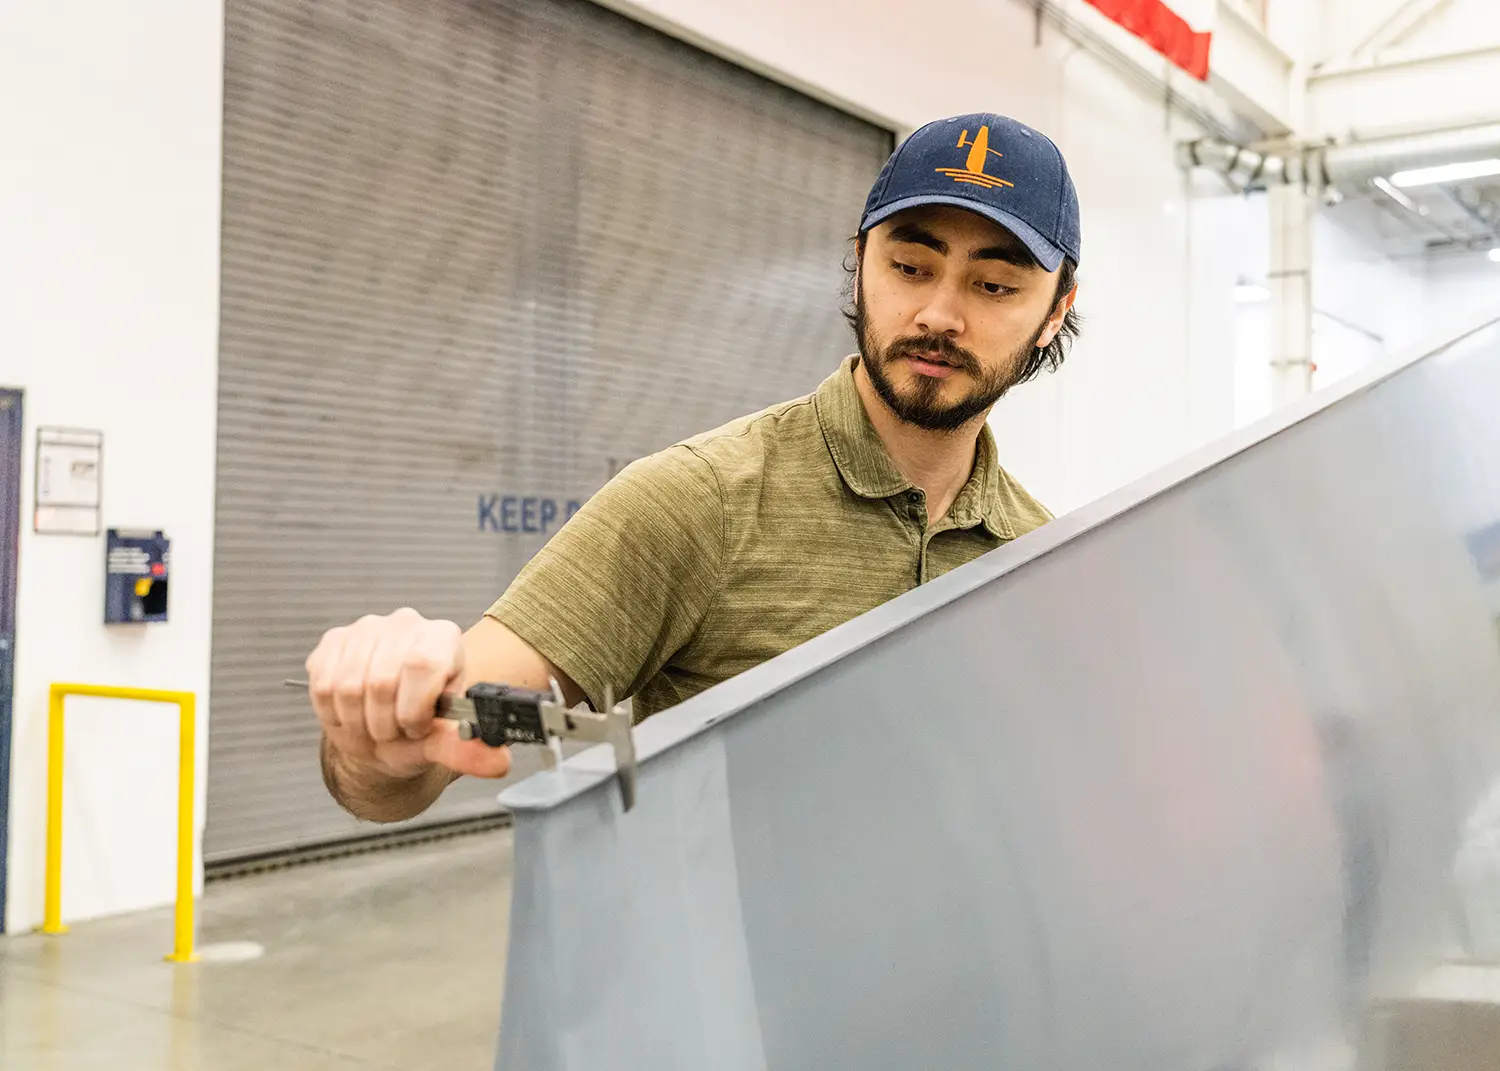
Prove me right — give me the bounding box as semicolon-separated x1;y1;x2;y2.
1372;176;1419;213
1490;247;1500;263
1233;283;1270;304
1389;158;1500;188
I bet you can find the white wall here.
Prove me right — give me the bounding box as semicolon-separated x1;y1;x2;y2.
999;50;1244;511
1424;250;1500;327
607;0;1248;514
1227;193;1425;428
0;1;223;931
1311;199;1425;376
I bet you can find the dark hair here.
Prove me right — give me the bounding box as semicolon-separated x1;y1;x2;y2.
842;236;1081;384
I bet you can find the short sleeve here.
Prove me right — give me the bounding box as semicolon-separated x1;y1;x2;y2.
485;445;723;711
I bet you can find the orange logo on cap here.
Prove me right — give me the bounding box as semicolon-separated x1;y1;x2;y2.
935;126;1015;190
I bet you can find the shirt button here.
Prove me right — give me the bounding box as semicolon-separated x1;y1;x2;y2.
907;490;922;503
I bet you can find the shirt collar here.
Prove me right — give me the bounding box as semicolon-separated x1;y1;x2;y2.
813;356;1016;540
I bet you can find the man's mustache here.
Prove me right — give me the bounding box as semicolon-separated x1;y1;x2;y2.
885;334;981;374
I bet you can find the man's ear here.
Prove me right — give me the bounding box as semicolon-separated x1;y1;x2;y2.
853;235;866;291
1037;280;1078;348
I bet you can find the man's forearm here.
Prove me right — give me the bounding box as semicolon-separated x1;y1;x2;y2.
320;735;454;823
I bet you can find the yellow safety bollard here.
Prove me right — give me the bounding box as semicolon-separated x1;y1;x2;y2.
41;682;199;963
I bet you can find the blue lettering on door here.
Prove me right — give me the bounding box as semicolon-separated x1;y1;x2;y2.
479;494;586;534
477;495;500;532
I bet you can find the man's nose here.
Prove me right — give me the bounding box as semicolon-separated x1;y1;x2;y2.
914;285;964;337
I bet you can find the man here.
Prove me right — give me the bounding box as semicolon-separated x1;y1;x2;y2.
305;112;1082;821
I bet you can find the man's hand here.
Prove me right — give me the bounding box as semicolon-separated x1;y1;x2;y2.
306;607;513;782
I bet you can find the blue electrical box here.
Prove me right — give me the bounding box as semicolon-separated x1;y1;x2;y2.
105;528;170;624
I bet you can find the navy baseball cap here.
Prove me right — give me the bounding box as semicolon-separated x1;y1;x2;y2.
859;113;1082;272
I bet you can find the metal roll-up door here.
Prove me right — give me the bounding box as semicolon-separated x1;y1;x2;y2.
208;0;892;862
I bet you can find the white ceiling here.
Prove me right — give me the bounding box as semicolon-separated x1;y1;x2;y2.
1357;172;1500;258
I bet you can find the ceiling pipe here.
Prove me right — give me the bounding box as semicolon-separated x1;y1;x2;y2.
1178;121;1500;192
1323;123;1500;186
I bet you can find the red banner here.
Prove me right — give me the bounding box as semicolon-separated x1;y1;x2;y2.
1084;0;1213;80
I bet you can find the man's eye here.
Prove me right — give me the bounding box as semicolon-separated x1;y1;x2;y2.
979;281;1015;296
891;261;924;277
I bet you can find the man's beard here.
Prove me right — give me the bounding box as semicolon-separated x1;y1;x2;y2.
852;283;1046;432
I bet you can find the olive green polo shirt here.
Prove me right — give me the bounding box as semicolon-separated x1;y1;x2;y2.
486;355;1051;720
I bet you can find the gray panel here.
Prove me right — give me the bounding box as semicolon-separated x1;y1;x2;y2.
496;312;1500;1070
209;0;890;861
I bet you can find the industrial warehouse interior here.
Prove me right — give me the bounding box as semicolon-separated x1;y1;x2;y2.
3;0;1500;1068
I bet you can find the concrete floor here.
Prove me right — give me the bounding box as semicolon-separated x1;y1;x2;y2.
0;827;514;1070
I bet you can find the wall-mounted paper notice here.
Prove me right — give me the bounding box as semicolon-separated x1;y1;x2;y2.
35;426;103;536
